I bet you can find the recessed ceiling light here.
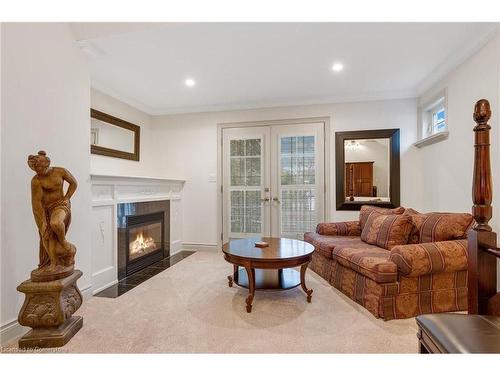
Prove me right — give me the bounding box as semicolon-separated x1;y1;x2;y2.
185;78;196;87
331;63;344;72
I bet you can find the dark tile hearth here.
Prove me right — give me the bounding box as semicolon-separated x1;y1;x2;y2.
95;251;195;298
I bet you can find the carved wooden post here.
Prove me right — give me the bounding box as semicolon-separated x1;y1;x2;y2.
468;99;498;314
472;99;493;231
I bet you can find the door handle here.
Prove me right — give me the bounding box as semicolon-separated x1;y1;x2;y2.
272;197;280;204
261;198;270;202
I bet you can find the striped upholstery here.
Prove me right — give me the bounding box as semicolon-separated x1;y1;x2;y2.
310;251;468;320
304;232;379;259
306;212;470;320
389;240;468;277
392;271;468;318
360;212;413;250
408;212;473;243
332;246;398;283
315;221;361;236
359;205;405;231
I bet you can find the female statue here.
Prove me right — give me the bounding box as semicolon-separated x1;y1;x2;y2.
28;151;78;281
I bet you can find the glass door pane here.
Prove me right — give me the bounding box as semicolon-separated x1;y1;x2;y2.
229;139;262;235
223;127;270;241
271;123;324;238
280;135;317;235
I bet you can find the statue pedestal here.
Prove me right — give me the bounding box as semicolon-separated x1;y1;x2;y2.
17;270;83;348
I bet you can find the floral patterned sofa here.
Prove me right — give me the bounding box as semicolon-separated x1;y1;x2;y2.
304;205;474;320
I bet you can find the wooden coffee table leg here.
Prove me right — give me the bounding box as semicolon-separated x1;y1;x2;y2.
227;265;238;287
244;266;255;313
300;263;313;303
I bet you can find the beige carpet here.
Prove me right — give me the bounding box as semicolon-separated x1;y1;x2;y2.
8;251;418;353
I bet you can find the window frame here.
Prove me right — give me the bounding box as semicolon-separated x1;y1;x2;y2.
415;89;449;148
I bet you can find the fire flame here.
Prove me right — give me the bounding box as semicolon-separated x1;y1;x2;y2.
130;232;156;255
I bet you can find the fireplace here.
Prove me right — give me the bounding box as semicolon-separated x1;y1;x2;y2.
117;200;170;279
126;211;164;275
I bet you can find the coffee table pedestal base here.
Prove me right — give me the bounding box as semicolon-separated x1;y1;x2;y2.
227;267;313;313
233;268;300;290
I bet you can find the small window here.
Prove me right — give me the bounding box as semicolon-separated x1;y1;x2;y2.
419;93;448;140
431;106;446;134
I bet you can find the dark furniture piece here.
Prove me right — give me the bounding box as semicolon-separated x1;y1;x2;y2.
345;161;374;198
416;99;500;353
335;128;400;210
222;237;314;313
416;314;500;353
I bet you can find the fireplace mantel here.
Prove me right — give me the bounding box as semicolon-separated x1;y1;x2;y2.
91;174;185;205
90;174;185;294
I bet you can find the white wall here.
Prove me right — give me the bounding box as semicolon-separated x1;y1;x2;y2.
89;89;185;294
417;32;500;230
417;31;500;288
150;98;419;246
90;88;160;177
1;23;91;342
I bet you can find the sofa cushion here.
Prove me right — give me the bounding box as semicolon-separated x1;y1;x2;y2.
304;232;368;259
408;212;474;244
389;239;468;277
361;212;413;250
332;246;398;283
359;205;405;231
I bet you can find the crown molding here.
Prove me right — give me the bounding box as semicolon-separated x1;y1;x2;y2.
147;90;418;115
415;25;500;96
91;81;157;115
91;82;417;117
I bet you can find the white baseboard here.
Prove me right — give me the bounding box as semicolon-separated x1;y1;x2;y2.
91;279;117;295
169;248;182;257
182;242;218;252
81;284;93;300
170;240;183;255
0;319;29;347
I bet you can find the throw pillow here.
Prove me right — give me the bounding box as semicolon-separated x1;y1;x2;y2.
409;212;474;243
361;211;413;250
359;205;405;231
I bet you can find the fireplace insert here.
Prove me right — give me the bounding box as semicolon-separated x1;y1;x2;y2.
125;211;165;276
117;200;170;279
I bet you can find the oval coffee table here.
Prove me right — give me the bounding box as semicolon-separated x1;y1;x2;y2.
222;237;314;313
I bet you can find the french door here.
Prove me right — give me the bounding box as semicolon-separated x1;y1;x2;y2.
222;122;324;242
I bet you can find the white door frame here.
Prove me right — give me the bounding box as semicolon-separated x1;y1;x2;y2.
216;117;331;250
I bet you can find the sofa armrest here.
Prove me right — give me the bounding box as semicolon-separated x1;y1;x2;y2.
316;221;361;236
389;240;468;277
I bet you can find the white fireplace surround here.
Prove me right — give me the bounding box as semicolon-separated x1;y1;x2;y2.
90;174;185;294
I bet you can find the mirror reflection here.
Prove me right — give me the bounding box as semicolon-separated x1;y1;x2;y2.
90;108;140;161
344;138;390;202
91;118;135;153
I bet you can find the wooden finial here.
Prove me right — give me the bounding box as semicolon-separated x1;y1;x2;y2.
473;99;491;126
472;99;493;231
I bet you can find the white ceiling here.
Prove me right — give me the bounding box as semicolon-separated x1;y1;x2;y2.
73;23;499;115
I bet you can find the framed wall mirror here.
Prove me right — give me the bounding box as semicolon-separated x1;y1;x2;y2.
335;128;400;210
90;109;140;161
